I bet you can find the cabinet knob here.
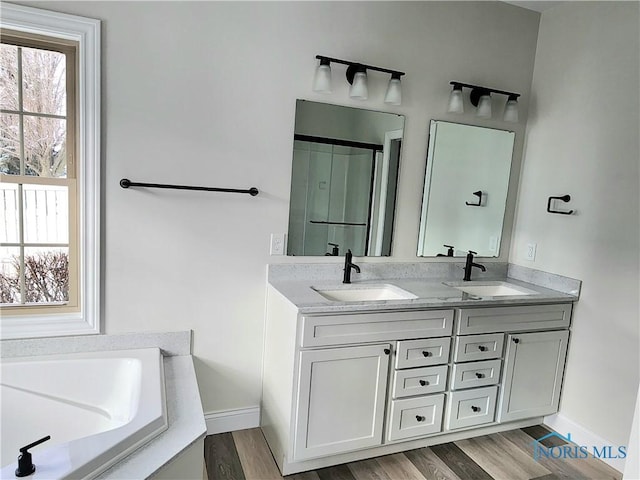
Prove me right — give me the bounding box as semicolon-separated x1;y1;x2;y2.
419;379;429;386
384;348;391;355
471;406;481;413
422;351;432;357
475;372;484;379
513;338;520;344
416;415;426;422
478;345;487;352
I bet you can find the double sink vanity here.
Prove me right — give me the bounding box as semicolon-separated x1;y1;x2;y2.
261;263;579;475
266;91;577;475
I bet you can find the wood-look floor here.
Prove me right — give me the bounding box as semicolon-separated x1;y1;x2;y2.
204;425;622;480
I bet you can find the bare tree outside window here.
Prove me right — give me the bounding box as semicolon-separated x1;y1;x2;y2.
1;39;72;306
1;45;67;177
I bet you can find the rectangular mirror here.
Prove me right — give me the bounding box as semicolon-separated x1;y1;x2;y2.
417;120;515;257
287;100;404;256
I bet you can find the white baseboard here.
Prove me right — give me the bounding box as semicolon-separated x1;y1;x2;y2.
205;406;261;435
544;413;625;473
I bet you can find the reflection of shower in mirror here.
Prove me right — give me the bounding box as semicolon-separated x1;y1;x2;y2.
287;100;404;257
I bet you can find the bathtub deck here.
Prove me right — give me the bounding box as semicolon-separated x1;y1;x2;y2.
204;425;621;480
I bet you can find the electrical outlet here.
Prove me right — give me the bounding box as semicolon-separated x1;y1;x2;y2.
270;233;286;256
525;243;537;261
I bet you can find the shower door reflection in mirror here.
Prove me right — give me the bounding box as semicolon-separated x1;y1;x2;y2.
287;101;403;256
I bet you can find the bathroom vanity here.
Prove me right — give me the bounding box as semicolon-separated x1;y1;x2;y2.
261;264;579;475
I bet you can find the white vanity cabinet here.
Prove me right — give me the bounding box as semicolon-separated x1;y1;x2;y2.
497;330;569;422
293;344;391;460
293;309;453;460
261;284;574;476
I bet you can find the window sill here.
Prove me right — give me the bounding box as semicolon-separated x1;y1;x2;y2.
0;312;99;340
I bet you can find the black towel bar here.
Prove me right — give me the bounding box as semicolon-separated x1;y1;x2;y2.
120;178;259;196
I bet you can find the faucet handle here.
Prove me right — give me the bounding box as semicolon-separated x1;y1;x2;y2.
468;250;477;255
15;436;51;478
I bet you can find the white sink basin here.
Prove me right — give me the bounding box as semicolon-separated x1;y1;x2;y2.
313;284;418;302
446;281;539;297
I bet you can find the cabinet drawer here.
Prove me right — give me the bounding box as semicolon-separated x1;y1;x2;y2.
395;337;451;369
392;365;448;398
301;310;454;347
454;334;504;362
387;394;445;442
457;304;572;335
451;359;502;390
446;386;497;430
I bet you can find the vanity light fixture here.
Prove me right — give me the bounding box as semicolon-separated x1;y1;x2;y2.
313;55;405;105
447;81;520;122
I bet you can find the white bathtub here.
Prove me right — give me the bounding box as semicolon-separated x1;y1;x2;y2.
0;348;168;479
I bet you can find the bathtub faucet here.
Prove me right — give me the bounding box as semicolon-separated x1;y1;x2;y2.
15;435;51;478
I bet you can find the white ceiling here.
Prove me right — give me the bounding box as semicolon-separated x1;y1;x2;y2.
501;1;565;13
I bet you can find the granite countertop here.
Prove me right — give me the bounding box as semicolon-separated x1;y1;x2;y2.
267;263;580;315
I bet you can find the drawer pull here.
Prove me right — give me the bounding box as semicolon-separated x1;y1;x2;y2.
419;379;429;386
475;372;485;379
513;338;520;344
422;351;432;357
384;348;391;355
416;415;426;422
471;405;481;413
478;345;487;351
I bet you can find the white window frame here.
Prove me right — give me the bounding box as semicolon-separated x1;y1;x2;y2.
1;3;100;339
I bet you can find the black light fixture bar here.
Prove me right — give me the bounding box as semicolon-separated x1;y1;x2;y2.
450;81;520;99
316;55;405;78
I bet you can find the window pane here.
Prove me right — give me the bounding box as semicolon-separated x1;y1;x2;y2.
0;113;21;175
24;246;68;303
21;47;66;116
0;44;19;111
0;246;21;304
1;183;20;243
23;115;66;177
23;184;68;244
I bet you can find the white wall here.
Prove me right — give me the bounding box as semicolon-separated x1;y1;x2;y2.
511;2;639;448
16;1;540;416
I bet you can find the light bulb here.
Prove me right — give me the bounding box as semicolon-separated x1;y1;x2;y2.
312;58;332;94
447;84;464;113
384;74;402;105
503;94;519;122
476;94;492;118
349;69;368;100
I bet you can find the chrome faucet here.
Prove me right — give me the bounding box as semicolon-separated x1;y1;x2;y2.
343;249;361;284
463;250;486;281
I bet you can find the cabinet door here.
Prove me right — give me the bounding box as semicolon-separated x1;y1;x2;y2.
497;330;569;422
294;344;390;461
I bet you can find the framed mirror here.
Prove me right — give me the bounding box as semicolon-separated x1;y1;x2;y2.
287;100;404;256
417;120;515;257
